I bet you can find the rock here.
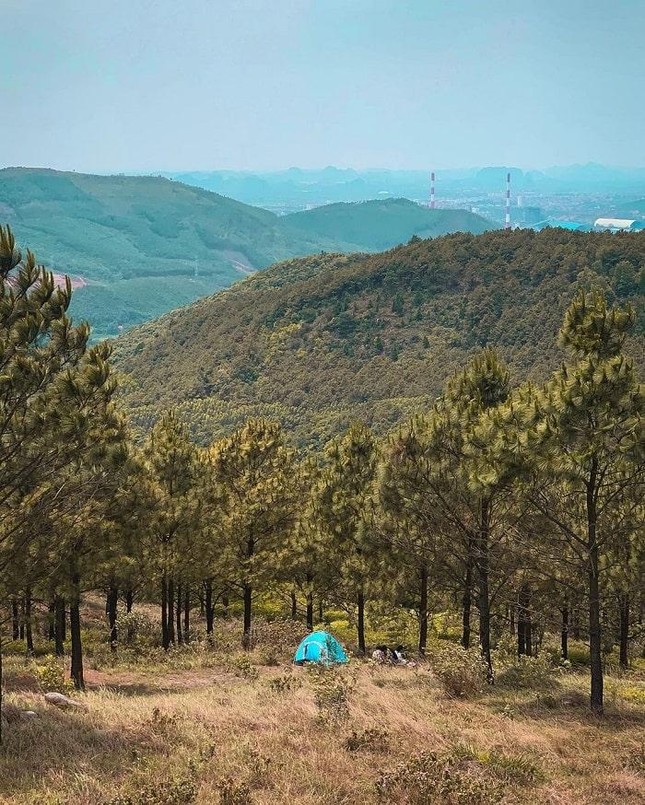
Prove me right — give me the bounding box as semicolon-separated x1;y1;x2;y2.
44;691;88;710
1;704;40;723
1;703;23;724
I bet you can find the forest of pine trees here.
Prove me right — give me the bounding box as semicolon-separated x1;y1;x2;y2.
0;224;643;728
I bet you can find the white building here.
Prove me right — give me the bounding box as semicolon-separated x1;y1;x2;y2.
594;218;644;232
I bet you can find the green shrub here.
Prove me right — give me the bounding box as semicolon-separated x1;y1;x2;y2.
118;610;159;647
216;778;252;805
376;749;505;804
107;775;197;805
344;727;390;753
32;656;75;694
267;672;301;694
430;643;487;698
496;655;554;690
225;653;259;680
307;665;355;726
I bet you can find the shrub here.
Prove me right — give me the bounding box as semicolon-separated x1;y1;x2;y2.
344;727;390;753
307;665;355;726
252;619;308;660
107;775;197;804
217;778;252;805
225;653;259;680
496;655;554;690
119;610;159;647
32;655;75;694
452;743;544;785
267;672;301;694
376;750;505;804
431;643;487;698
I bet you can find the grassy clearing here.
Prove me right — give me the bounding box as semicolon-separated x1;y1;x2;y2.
1;637;644;805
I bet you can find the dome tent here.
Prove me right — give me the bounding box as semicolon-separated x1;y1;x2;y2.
293;631;349;665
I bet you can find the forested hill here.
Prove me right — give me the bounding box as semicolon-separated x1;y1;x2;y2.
0;169;493;341
281;198;493;250
115;228;644;447
0;168;338;340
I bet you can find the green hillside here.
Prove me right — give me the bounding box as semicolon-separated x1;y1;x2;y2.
0;168;341;339
114;228;644;447
0;170;497;339
282;198;494;250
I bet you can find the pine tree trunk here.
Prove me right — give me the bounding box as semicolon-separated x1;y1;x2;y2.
306;591;314;632
161;575;169;650
70;570;84;691
476;501;493;681
125;588;134;613
19;598;24;641
183;589;190;644
619;593;630;670
107;585;118;650
25;590;34;654
0;636;3;746
318;598;324;623
357;589;366;655
205;579;214;637
461;556;472;649
418;565;429;656
587;463;603;715
561;602;569;660
176;582;183;644
525;604;533;657
290;591;297;620
11;599;19;641
167;578;175;645
242;584;252;649
55;597;66;656
47;601;55;641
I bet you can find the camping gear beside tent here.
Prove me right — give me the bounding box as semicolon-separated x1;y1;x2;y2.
293;631;349;665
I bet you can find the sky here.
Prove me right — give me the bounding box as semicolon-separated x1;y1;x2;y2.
1;0;644;173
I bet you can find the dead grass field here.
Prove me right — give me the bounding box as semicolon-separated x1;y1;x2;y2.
1;647;644;805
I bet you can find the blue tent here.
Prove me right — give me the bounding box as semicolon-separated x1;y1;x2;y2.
294;631;349;665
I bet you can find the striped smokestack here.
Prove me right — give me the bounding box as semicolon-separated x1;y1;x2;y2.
505;171;511;229
430;171;435;209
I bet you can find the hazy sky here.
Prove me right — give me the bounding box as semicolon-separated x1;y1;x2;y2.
2;0;644;172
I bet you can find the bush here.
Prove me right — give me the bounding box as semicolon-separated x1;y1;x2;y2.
107;776;197;805
376;749;505;804
118;610;159;647
431;643;487;698
267;672;301;694
216;778;252;805
344;727;390;753
307;665;355;726
496;655;554;690
252;619;308;661
32;655;75;694
225;653;259;680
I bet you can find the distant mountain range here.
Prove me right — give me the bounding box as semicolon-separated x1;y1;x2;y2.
0;168;495;339
113;228;644;447
167;164;645;208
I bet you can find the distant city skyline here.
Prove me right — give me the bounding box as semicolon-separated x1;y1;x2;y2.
2;0;644;173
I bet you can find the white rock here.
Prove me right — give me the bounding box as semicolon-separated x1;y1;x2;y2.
44;691;87;710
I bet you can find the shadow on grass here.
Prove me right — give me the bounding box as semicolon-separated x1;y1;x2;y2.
481;683;645;731
0;703;155;800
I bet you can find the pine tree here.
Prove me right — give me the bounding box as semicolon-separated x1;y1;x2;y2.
316;423;379;655
208;419;296;647
513;290;644;713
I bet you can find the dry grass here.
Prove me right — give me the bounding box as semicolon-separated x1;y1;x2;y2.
1;651;644;805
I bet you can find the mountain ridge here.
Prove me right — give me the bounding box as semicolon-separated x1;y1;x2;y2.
113;228;644;448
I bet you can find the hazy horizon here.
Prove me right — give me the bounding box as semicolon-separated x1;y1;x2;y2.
2;0;645;173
